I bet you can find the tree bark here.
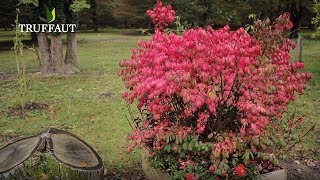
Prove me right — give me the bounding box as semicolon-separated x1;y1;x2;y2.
37;32;52;74
50;35;65;74
65;32;79;74
31;32;37;42
290;16;302;39
93;17;98;32
289;3;303;39
89;0;98;32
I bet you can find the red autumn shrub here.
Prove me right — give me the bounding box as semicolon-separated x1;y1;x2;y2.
146;0;175;31
119;12;311;179
234;164;245;177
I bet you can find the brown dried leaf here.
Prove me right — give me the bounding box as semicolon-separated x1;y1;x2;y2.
80;161;88;167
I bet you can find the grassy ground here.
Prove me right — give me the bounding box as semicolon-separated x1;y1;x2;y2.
286;37;320;160
0;31;149;171
0;30;319;174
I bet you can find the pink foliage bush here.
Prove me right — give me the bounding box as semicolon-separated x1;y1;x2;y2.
119;12;311;178
146;0;175;31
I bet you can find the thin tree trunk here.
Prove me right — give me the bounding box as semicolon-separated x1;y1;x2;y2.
50;35;65;74
290;4;303;39
93;17;98;32
90;0;98;32
31;32;37;42
299;36;303;62
37;32;52;74
65;32;79;74
4;20;8;31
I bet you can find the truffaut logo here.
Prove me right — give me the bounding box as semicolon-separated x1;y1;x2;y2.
39;7;56;23
19;7;76;33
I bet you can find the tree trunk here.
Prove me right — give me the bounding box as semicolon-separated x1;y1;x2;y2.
90;0;98;32
65;32;79;74
290;17;302;39
37;32;52;74
4;20;8;31
290;4;303;39
50;35;65;74
31;32;37;42
93;17;98;32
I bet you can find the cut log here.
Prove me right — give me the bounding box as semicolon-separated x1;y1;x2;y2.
0;128;104;179
0;136;41;175
48;128;103;171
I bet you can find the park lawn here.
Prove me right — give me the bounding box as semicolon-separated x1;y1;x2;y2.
0;31;149;171
287;37;320;160
0;30;319;173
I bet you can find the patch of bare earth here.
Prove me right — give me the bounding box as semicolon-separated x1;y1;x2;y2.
8;102;48;118
280;160;320;180
0;73;16;83
104;168;145;180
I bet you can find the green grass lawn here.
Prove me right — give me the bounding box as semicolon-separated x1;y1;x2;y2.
0;30;319;173
0;31;149;171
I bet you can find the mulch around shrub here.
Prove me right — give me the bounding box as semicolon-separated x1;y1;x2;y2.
104;168;145;180
102;160;320;180
280;160;320;180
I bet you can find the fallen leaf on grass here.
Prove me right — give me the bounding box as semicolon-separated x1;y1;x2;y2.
305;159;316;167
294;160;301;165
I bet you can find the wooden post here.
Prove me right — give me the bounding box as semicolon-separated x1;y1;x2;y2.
293;34;303;62
299;35;303;62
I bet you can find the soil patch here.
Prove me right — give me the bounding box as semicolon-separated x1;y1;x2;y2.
0;73;16;82
102;160;320;179
280;160;320;180
8;102;48;118
98;92;115;101
104;168;145;180
98;92;114;98
254;159;282;174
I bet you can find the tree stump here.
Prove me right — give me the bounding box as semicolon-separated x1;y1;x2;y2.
0;128;104;179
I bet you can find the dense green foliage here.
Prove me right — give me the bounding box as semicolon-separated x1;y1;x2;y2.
0;0;318;31
0;0;18;30
19;0;89;25
313;0;320;37
163;0;250;27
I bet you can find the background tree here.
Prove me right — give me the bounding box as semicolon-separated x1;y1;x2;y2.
88;0;98;31
247;0;314;38
163;0;314;30
64;0;90;73
284;0;314;38
112;0;155;28
0;0;18;30
76;0;114;31
19;0;89;75
163;0;250;28
0;0;312;31
312;0;320;37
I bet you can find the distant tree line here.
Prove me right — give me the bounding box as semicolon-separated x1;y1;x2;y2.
0;0;317;32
